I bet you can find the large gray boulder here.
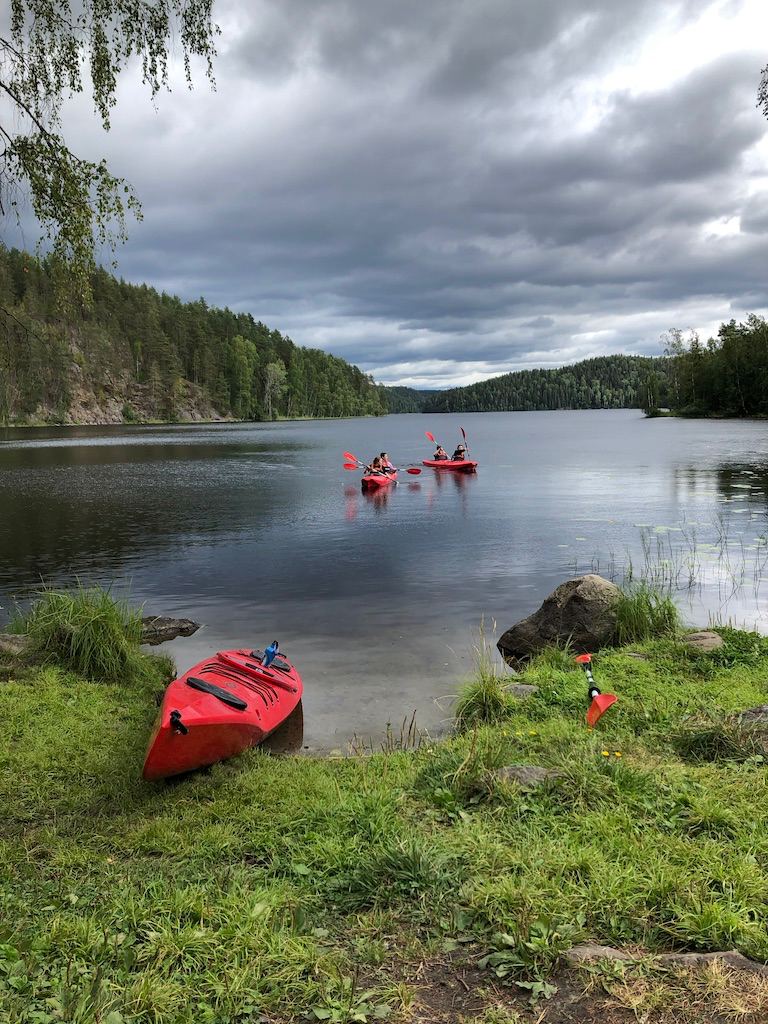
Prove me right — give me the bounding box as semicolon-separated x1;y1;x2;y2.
497;574;621;663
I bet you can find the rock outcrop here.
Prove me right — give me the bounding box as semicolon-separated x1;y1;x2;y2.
497;574;621;663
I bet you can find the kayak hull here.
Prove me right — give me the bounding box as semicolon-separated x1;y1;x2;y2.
361;470;398;488
422;459;478;472
143;648;303;780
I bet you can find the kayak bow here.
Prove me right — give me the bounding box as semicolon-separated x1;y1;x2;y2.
143;647;303;780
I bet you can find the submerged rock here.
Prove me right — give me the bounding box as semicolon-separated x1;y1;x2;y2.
497;574;621;663
140;616;200;646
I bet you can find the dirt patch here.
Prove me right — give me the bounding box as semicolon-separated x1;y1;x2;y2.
405;951;768;1023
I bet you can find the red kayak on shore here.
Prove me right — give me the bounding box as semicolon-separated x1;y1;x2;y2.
361;470;398;488
422;459;478;472
143;647;303;780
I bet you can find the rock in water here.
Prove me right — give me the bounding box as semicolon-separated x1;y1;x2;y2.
140;616;200;646
497;574;621;663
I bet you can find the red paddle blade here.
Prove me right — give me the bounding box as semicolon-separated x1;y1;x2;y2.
343;463;359;470
574;653;592;665
343;451;358;462
587;693;617;728
425;431;436;443
406;467;421;474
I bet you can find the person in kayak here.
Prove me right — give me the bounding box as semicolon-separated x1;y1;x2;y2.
433;445;448;460
379;452;396;474
365;455;385;475
452;443;467;461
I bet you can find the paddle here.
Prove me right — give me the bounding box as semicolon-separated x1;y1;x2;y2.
425;430;448;460
460;425;470;457
343;451;419;474
575;654;617;728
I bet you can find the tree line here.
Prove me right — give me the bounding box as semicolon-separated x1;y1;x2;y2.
656;316;768;417
0;247;387;424
422;355;670;413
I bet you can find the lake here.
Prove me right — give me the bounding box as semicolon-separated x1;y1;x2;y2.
2;410;768;749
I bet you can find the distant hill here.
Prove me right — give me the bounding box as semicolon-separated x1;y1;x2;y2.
0;246;387;425
380;386;435;413
422;355;671;413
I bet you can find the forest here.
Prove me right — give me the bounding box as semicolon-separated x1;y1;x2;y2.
0;247;387;424
423;355;671;413
659;317;768;417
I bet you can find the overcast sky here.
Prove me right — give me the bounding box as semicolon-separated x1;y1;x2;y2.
9;0;768;388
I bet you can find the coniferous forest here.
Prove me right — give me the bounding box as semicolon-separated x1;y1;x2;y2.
422;355;671;413
3;243;766;426
0;247;387;424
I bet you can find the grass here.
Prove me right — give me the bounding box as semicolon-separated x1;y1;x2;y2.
614;581;681;645
1;594;768;1021
11;584;150;682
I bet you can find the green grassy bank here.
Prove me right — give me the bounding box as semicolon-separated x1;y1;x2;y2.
1;595;768;1022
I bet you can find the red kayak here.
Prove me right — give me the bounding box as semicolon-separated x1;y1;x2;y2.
143;647;303;780
422;459;478;472
361;470;398;488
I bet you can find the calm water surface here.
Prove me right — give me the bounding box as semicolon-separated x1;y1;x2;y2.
2;411;768;747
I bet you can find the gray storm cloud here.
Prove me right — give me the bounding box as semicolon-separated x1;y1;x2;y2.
5;0;768;387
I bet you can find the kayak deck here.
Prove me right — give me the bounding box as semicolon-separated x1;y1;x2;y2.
143;648;303;780
422;459;478;472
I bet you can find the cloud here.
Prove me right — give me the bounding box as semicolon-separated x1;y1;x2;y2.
4;0;768;387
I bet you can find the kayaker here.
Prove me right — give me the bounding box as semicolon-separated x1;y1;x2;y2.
365;455;385;475
451;443;467;461
433;445;448;460
380;452;395;474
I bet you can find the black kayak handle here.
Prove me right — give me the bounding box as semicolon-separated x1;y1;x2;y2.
186;676;248;710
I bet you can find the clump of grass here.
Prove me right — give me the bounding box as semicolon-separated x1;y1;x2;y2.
526;642;575;673
671;716;766;764
455;675;514;731
331;835;456;913
16;584;145;681
455;619;515;730
615;582;680;645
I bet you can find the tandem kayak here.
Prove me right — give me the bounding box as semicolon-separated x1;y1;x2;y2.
143;647;303;780
361;470;398;488
422;459;478;472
